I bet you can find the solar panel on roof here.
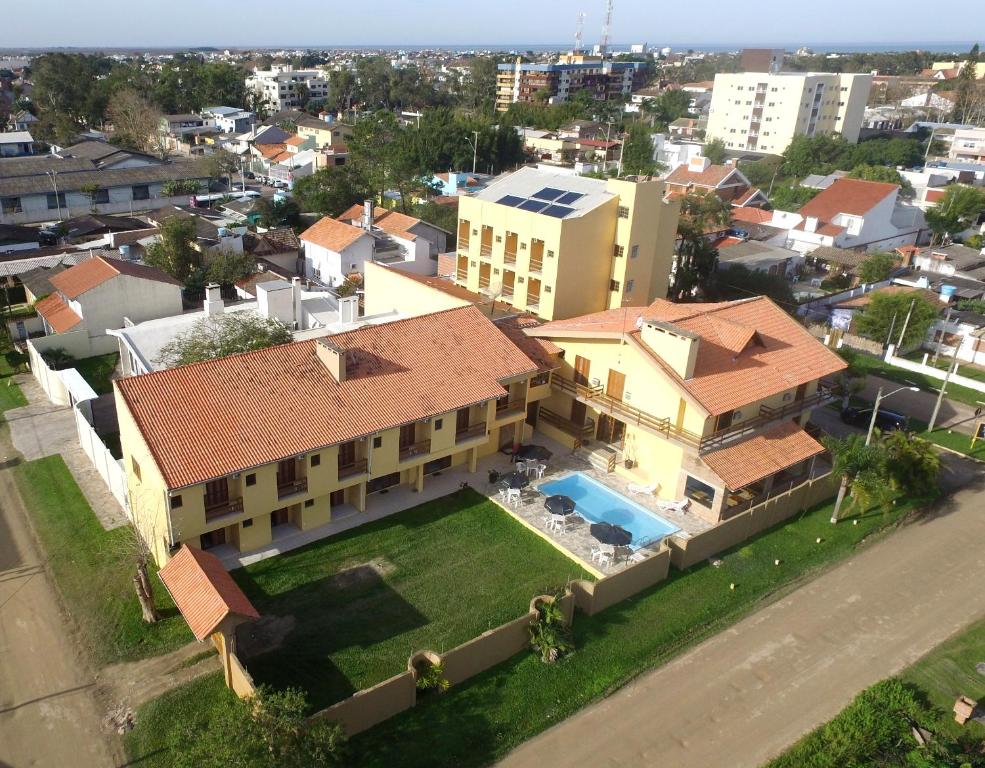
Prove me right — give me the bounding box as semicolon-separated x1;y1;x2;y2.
557;191;584;205
542;205;575;218
497;195;524;207
518;199;549;213
531;187;565;201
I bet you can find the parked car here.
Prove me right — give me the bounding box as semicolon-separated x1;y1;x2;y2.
840;406;909;432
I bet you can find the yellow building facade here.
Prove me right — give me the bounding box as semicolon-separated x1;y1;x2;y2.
455;167;680;321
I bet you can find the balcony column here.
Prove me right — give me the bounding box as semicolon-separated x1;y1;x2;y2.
468;446;478;473
710;486;728;522
512;420;523;452
415;466;424;493
355;482;367;513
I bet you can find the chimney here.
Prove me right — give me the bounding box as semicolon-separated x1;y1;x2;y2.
292;276;303;329
639;320;699;380
204;283;224;316
315;339;346;382
339;295;358;325
804;216;818;233
362;199;375;230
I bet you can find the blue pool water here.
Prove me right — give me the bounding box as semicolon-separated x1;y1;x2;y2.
538;472;680;547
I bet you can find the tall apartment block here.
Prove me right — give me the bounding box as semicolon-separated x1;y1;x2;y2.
495;53;647;112
245;65;329;113
454;167;680;321
705;72;872;154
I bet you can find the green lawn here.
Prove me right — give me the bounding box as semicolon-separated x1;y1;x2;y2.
903;349;985;384
839;348;985;408
126;488;929;768
0;339;27;415
234;488;592;712
13;455;192;665
74;352;119;395
915;422;985;461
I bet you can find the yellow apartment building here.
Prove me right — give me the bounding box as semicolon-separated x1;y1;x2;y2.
706;71;872;153
114;305;559;566
525;296;846;523
454;167;681;321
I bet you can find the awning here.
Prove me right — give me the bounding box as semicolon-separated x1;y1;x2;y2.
159;544;259;640
702;421;825;491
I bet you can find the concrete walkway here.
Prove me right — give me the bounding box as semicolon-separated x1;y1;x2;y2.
500;458;985;768
6;374;126;530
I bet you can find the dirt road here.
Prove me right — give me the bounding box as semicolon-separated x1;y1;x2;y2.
501;464;985;768
0;436;120;767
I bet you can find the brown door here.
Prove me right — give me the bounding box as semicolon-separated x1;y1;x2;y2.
200;527;226;549
716;410;734;431
574;355;591;386
270;507;290;527
606;370;625;401
456;408;470;432
597;414;626;446
338;440;355;467
204;478;229;509
399;423;416;449
570;400;587;428
276;459;296;486
795;383;808;402
329;489;345;506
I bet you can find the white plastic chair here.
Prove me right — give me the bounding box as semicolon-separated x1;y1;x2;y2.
628;482;657;496
506;488;522;505
515;461;527;475
533;463;547;479
596;545;614;568
549;513;566;534
656;498;690;513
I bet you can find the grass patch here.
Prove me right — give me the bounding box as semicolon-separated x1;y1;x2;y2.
234;488;591;712
124;490;929;768
13;455;192;665
0;338;26;415
74;352;118;395
839;348;985;408
903;349;985;384
918;425;985;461
171;649;218;673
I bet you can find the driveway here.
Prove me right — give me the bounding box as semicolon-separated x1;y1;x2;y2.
860;374;980;432
500;460;985;768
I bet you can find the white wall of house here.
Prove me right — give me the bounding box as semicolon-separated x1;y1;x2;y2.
80;275;183;342
302;237;373;285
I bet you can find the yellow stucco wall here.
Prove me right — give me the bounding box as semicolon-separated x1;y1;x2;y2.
363;261;470;318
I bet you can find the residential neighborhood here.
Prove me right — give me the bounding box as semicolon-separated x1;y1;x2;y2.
1;6;985;768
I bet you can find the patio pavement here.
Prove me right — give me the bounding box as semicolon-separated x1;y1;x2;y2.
217;431;710;576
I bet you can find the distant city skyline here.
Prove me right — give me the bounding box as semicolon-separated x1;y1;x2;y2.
1;0;982;50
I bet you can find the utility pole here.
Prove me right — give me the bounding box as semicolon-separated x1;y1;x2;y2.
928;342;961;432
599;0;614;57
46;170;62;221
471;130;479;174
895;298;916;352
575;11;586;53
884;311;898;350
932;305;952;364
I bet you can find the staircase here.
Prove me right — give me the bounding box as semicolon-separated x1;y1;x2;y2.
581;443;617;474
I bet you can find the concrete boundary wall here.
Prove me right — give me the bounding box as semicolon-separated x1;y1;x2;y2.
228;652;256;698
570;544;672;616
667;473;836;571
885;344;985;395
73;407;129;514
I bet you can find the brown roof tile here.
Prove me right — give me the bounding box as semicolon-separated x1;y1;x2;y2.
158;545;259;641
797;178;898;221
34;293;83;333
702;421;825;490
665;164;740;189
49;255;180;299
115;306;538;488
299;216;368;252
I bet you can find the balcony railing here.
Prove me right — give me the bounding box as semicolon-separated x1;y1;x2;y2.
478;276;491;289
338;458;368;480
551;375;836;453
529;258;543;274
501;286;514;299
205;496;244;521
526;296;541;312
504;251;518;265
458;238;470;251
399;439;432;462
495;400;526;420
277;477;308;499
456;269;468;282
455;421;487;444
538;407;594;448
480;243;493;257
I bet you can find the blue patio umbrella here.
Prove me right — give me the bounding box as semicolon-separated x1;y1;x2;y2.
503;471;530;490
544;495;576;516
590;522;632;547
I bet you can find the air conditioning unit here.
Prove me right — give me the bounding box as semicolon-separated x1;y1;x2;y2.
590;377;601;388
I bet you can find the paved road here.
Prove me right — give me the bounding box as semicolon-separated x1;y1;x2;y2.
501;459;985;768
861;374;980;432
0;431;120;767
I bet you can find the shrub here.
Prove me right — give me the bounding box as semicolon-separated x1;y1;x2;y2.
528;595;574;664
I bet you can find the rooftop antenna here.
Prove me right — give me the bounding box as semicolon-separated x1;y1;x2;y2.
575;12;586;54
599;0;614;57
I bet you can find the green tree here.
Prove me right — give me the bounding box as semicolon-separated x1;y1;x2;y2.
849;164;913;198
293;165;371;217
79;183;102;213
106;87;165;157
206;149;240;190
702;138;728;165
156;311;293;368
643;88;691;130
781;133;851;177
204;251;257;289
251;197;301;228
883;431;941;499
925;185;985;245
770;183;820;211
706;264;796;310
740;155;786;188
144;217;200;282
855;291;940;350
823;434;892;523
170;686;346;768
952;43;981;123
328;69;357;113
857;251;900;284
670;191;731;299
462;57;497;116
621;121;656;176
295;82;311;108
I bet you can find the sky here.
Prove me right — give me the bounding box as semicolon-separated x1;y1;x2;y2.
0;0;981;50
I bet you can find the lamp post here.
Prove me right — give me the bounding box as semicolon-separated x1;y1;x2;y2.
464;130;479;175
865;385;920;445
45;170;62;221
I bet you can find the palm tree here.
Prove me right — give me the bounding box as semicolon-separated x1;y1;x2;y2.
824;434;891;523
883;431;942;499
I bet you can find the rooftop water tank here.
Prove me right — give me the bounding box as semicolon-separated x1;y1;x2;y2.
941;284;957;302
218;227;230;238
119;244;133;260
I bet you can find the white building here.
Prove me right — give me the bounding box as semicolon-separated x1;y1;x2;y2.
949;128;985;165
202;106;256;134
650;133;703;173
0;131;34;158
706;72;872;154
245;65;329;112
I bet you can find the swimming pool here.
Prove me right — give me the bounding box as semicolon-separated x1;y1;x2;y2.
538;472;680;547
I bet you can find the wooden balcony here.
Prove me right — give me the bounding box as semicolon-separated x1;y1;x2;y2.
338;458;368;480
528;258;543;275
455;421;487;444
205;496;244;521
479;243;493;257
526;295;541;312
458;238;470;251
277;477;308;499
399;439;431;462
495;400;526;421
501;286;514;299
538;407;594;448
504;251;517;265
478;276;491;289
456;269;468;282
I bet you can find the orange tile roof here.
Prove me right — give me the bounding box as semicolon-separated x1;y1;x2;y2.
925;188;946;203
665;163;739;189
49;255;179;299
797;178;898;221
158;545;259;641
492;315;561;372
733;187;765;206
336;204;422;240
284;135;306;146
531;297;846;416
115;306;539;488
35;293;83;333
300;216;368;252
731;208;774;225
702;421;825;490
257;143;287;159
